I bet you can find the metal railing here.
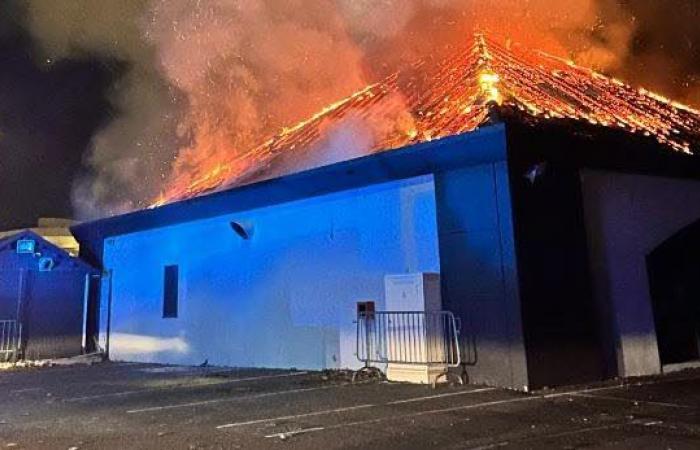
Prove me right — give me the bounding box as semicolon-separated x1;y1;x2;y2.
356;311;461;369
0;320;22;362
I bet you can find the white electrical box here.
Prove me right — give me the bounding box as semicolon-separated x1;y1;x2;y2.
384;273;446;385
384;273;441;312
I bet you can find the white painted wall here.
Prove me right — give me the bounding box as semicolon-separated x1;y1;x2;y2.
100;175;440;370
581;170;700;377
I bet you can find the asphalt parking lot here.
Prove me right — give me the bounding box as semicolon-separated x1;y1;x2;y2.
1;363;699;449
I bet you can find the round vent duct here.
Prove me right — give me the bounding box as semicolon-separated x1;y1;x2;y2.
230;221;252;240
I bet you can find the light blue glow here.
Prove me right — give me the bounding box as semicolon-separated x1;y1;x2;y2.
101;175;440;370
16;239;36;254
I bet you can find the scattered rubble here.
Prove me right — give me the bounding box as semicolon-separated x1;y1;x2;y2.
0;353;104;371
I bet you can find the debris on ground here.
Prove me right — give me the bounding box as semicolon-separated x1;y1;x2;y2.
139;366;199;374
0;353;105;371
350;367;386;384
319;369;356;383
265;427;325;440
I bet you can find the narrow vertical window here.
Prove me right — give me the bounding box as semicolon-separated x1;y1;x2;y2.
163;265;179;318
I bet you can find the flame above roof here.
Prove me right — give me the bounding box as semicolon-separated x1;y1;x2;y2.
154;34;700;206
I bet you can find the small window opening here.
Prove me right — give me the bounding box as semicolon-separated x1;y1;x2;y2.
163;265;179;318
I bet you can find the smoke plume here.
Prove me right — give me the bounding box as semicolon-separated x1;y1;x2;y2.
16;0;700;218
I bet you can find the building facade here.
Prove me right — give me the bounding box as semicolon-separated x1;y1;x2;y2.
0;230;95;360
74;123;700;390
0;218;79;256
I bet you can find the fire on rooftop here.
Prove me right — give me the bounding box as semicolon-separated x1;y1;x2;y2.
153;34;700;207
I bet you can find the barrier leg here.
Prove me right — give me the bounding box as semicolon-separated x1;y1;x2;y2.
352;365;385;383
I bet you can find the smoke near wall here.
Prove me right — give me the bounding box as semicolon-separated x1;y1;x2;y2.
16;0;700;218
20;0;182;218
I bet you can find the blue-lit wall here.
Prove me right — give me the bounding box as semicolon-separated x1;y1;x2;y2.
435;162;528;390
0;232;92;359
100;175;439;370
581;170;700;377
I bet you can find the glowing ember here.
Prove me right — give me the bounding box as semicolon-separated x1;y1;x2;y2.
478;71;502;105
154;34;700;207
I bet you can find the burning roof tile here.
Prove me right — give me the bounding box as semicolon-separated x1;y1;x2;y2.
154;34;700;206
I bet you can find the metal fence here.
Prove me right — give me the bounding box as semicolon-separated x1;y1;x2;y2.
0;320;22;362
356;311;461;369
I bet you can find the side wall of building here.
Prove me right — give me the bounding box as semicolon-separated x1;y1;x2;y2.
100;175;440;370
435;162;529;390
509;162;605;389
0;234;90;359
581;170;700;377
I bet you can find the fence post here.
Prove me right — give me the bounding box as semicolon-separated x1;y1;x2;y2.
15;269;26;359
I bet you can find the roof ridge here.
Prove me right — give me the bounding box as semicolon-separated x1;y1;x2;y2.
153;34;700;206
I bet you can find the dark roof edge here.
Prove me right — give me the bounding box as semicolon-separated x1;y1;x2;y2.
72;124;508;251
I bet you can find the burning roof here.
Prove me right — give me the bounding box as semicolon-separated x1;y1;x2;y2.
154;34;700;206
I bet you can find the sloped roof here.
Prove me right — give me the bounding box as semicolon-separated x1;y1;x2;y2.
72;126;508;266
155;34;700;206
0;219;79;256
0;230;94;272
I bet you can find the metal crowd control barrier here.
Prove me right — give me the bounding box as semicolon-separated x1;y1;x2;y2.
0;320;22;362
354;311;462;386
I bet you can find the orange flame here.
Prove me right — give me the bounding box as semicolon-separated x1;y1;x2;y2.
153;34;700;207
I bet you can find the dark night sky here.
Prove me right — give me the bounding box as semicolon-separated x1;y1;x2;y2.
0;8;114;229
1;1;699;230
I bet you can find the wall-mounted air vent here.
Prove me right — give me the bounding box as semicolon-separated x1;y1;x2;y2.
230;221;253;240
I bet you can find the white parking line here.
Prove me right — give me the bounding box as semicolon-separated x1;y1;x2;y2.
263;401;683;444
234;380;700;438
216;404;375;429
126;384;344;414
264;427;326;439
543;382;666;400
569;392;695;409
65;371;309;403
216;387;500;429
128;384;493;415
255;396;540;439
387;388;496;405
9;388;43;394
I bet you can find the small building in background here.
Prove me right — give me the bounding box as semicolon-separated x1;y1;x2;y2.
0;218;79;257
0;230;95;361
